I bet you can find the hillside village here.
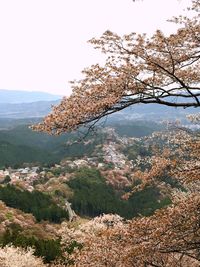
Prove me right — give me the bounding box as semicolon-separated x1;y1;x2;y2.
0;127;152;190
0;126;185;193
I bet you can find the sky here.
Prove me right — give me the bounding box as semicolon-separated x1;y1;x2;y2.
0;0;191;96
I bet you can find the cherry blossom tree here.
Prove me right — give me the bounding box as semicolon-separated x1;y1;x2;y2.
0;246;45;267
32;0;200;135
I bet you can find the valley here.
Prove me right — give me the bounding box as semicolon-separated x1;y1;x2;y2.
0;89;199;265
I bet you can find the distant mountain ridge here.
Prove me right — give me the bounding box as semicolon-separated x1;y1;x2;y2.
0;89;197;120
0;100;61;118
0;89;62;103
0;99;196;120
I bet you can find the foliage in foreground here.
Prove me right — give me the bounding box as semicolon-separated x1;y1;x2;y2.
0;223;62;263
0;245;45;267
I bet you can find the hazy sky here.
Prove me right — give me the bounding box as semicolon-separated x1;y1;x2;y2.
0;0;191;96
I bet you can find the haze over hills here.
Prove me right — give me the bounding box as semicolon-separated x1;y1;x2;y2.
0;100;61;118
0;89;62;118
0;89;197;120
0;89;62;103
110;103;197;123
